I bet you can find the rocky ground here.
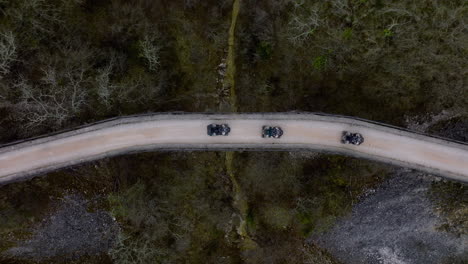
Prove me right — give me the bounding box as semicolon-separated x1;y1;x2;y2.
2;195;118;262
310;170;468;264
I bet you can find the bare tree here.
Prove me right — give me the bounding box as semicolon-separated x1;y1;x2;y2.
4;0;63;36
0;31;17;78
138;35;161;72
110;232;169;264
96;60;115;108
287;5;321;45
13;64;88;130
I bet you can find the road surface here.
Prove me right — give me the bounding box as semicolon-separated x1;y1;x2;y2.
0;113;467;185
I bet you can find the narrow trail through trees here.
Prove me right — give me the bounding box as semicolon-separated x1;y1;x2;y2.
222;0;257;249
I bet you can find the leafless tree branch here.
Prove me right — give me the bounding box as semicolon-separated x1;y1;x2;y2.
0;31;17;77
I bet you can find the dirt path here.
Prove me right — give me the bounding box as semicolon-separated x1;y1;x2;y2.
1;113;468;184
222;0;256;247
225;0;240;111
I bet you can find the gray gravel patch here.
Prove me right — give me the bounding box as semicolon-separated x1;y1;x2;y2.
3;194;118;260
310;171;468;264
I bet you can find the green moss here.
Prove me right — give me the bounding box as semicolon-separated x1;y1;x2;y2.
245;208;258;234
261;205;293;230
342;28;353;40
312;55;328;71
256;41;273;60
382;28;394;38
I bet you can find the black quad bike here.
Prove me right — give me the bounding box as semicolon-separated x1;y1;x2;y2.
207;124;231;136
262;126;283;138
341;131;364;145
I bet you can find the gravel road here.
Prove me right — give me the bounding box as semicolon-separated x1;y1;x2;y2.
1;113;467;184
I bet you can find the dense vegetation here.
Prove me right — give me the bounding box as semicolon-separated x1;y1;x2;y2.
0;0;233;140
0;0;466;263
1;0;466;140
235;0;467;123
0;152;388;263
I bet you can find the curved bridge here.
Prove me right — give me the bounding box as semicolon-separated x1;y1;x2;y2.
1;113;467;185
